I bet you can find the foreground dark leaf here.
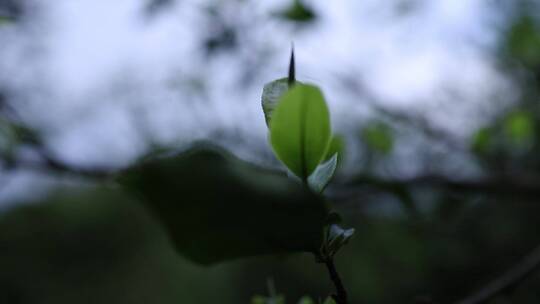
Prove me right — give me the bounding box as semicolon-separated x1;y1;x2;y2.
0;188;194;304
118;144;329;265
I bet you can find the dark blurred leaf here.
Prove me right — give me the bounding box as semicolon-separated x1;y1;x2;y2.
322;297;337;304
504;110;535;145
0;188;193;304
204;27;237;54
276;0;316;23
0;0;21;21
472;110;536;158
362;123;394;155
297;296;315;304
507;16;540;66
251;294;286;304
118;144;328;265
0;118;16;159
144;0;174;17
0;15;13;25
471;127;493;154
394;0;422;16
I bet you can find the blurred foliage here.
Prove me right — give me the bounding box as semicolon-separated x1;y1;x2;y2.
0;0;21;20
0;188;239;304
144;0;174;17
204;27;238;54
471;109;539;173
251;282;336;304
0;118;16;162
119;144;328;264
361;122;394;155
0;15;13;25
202;3;239;55
2;185;540;303
504;110;535;146
275;0;316;24
4;1;540;304
506;16;540;67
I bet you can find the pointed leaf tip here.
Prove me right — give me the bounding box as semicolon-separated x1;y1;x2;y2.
288;47;296;86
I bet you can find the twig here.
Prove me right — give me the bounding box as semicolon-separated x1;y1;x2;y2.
331;174;540;203
337;73;465;152
1;147;113;179
323;258;349;304
455;244;540;304
36;148;112;178
0;97;110;179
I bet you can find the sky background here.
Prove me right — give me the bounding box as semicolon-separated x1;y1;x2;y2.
0;0;518;205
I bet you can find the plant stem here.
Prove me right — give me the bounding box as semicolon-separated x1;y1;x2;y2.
324;258;348;304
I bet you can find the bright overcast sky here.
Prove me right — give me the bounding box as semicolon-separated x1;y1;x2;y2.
0;0;515;204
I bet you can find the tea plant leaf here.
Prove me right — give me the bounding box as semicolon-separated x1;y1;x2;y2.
270;84;331;180
119;144;328;265
308;153;338;193
262;78;290;127
324;224;355;258
324;134;345;165
262;77;304;127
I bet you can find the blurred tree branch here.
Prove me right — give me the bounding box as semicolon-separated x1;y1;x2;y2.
337;73;467;151
331;174;540;203
0;94;112;179
455;243;540;304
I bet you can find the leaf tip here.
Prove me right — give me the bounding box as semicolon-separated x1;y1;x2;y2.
288;45;296;86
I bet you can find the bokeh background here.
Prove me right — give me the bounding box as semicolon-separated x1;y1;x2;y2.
2;0;540;303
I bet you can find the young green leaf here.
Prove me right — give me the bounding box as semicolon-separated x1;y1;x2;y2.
262;78;290;127
270;84;331;180
320;224;355;259
308;153;338;193
323;134;345;163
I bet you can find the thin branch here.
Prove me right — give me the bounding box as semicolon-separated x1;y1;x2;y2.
455;244;540;304
331;174;540;202
34;149;112;178
337;73;465;151
0;146;113;179
0;103;113;179
323;258;349;304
